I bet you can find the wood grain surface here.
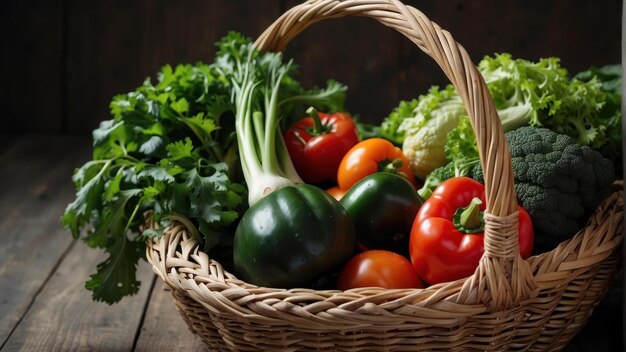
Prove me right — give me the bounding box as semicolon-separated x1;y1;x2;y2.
134;283;206;351
0;136;86;345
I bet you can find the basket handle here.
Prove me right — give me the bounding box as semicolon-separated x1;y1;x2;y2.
255;0;535;309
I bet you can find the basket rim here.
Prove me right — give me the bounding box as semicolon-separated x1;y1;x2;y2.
146;184;623;313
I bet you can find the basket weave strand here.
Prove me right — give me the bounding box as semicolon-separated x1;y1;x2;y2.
147;190;622;350
146;1;624;350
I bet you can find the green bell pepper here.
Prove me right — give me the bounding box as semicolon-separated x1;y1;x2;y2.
233;184;356;288
340;172;420;253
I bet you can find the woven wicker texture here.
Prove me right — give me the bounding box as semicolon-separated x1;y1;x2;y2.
146;0;624;350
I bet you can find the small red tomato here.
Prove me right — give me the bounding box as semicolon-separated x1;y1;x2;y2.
337;250;424;290
284;108;359;184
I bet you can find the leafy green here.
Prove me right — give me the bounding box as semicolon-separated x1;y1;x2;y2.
575;64;621;96
574;64;622;170
85;236;144;303
476;54;615;150
213;36;349;206
64;129;246;304
444;114;479;163
213;38;347;131
393;86;465;179
62;31;347;304
381;54;620;179
417;117;479;199
379;99;419;145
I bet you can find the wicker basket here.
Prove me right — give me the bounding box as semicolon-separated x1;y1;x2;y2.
146;1;624;350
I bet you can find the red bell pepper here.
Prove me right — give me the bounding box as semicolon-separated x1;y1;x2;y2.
409;177;533;285
284;107;359;184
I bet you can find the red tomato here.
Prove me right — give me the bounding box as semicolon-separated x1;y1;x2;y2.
337;250;424;290
284;109;359;184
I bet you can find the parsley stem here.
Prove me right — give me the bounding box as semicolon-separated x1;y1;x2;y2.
120;155;140;163
124;197;144;234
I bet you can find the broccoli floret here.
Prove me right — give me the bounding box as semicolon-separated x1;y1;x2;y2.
417;162;456;200
418;156;480;200
472;126;615;252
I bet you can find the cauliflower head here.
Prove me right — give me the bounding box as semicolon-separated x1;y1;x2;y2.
399;87;465;179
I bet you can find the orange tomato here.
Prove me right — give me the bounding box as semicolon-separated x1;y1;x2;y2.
337;138;417;190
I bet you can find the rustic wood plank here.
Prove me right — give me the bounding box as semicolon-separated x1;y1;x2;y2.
0;135;87;219
134;283;207;351
1;242;155;351
0;135;90;346
0;135;156;351
0;1;64;133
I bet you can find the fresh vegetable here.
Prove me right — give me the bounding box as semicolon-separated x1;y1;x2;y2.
416;117;480;200
472;126;616;251
379;99;420;146
574;64;622;169
390;86;464;179
224;35;356;288
62;32;348;303
381;54;617;179
234;184;355;288
218;39;347;207
340;172;420;253
337;137;417;190
337;250;423;290
284;107;359;184
478;54;607;141
410;177;534;285
228;49;302;206
62;59;247;304
355;119;383;141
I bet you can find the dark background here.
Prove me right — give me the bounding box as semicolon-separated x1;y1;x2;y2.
0;0;622;135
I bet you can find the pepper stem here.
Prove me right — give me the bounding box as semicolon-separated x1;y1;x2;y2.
453;197;485;234
380;157;404;173
306;106;326;135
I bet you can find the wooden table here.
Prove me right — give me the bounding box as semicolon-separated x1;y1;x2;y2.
0;135;623;351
